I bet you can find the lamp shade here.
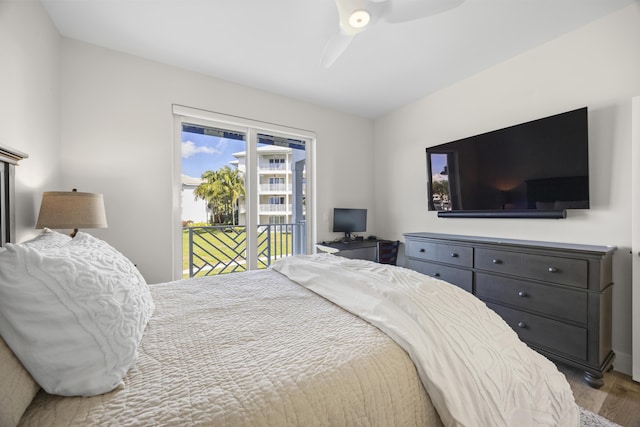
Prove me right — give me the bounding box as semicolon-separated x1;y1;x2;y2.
36;190;108;234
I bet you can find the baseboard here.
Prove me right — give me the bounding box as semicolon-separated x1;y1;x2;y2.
612;350;632;376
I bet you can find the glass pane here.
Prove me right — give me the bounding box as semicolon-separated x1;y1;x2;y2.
181;123;310;277
181;123;247;277
254;134;307;269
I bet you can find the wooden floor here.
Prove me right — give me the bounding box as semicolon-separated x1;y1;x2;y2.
557;363;640;427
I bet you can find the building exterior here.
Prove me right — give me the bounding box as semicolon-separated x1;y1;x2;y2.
231;145;304;226
181;174;208;224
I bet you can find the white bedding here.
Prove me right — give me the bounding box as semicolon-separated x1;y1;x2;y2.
18;268;439;426
272;254;579;427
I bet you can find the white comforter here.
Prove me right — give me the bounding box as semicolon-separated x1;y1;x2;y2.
19;267;439;426
272;254;579;427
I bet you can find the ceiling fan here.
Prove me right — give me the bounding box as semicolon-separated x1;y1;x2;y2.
321;0;465;68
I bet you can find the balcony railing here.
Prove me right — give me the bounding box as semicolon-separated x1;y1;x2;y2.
259;203;291;214
258;162;289;171
183;223;306;278
259;183;291;193
239;204;305;215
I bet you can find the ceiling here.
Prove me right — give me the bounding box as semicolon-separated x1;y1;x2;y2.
41;0;637;119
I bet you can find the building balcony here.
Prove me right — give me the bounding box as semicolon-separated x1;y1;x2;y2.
258;163;290;173
259;204;291;214
259;183;291;193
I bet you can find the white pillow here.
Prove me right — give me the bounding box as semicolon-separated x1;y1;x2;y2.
21;228;71;251
0;232;154;396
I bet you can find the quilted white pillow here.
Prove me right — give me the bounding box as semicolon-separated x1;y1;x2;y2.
0;232;154;396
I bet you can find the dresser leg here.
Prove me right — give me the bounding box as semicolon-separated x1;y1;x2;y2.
584;371;605;389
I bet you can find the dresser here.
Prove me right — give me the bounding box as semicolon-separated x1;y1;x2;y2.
403;232;616;388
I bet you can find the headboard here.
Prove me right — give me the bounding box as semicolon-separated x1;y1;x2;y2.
0;145;28;246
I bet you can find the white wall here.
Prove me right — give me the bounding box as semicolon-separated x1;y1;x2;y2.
374;4;640;375
59;39;374;284
0;0;62;239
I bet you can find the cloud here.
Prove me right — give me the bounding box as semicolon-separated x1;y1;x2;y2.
182;140;219;158
214;138;229;152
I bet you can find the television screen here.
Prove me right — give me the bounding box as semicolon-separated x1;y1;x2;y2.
333;208;367;239
426;107;589;218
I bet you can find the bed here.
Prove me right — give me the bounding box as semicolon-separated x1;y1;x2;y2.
0;148;581;427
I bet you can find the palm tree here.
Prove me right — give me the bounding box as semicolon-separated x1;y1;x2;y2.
218;166;245;225
194;166;245;225
193;170;217;224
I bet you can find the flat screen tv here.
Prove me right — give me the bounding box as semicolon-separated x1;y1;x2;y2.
333;208;367;241
426;107;589;219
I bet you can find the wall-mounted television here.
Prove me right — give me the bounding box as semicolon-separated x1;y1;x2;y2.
426;107;589;219
333;208;367;241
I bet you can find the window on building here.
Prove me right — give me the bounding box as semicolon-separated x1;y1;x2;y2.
269;197;285;205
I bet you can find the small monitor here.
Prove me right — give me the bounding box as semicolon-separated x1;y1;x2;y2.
333;208;367;241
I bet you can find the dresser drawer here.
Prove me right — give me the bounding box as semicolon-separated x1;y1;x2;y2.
405;240;437;261
476;273;587;324
521;254;588;288
406;239;472;267
487;303;587;361
435;244;473;267
406;259;472;293
475;248;522;275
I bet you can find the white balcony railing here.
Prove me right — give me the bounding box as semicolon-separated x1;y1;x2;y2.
258;162;288;171
259;184;291;193
259;204;291;214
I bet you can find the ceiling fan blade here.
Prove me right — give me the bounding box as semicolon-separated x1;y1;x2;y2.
320;30;355;68
321;0;385;68
383;0;464;23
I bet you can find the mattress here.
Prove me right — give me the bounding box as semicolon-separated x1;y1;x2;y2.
18;268;441;426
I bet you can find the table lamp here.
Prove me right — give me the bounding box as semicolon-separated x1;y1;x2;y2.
36;189;108;237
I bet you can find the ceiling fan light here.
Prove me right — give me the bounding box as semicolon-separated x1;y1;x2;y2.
349;9;370;29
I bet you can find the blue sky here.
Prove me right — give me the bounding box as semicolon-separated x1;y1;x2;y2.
430;153;448;181
181;131;245;178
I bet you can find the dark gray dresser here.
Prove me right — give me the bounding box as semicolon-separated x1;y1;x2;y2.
403;232;616;388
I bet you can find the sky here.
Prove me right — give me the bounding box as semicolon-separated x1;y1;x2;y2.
181;131;245;178
430;153;448;182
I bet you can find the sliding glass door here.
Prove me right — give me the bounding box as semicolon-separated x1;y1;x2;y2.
173;106;315;279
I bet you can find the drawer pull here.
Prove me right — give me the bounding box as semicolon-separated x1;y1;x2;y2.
450;253;458;258
517;291;527;297
548;267;558;273
492;259;502;264
517;321;526;329
419;248;426;253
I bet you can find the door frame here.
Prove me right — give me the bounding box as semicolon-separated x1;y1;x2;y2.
632;95;639;381
172;104;317;280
